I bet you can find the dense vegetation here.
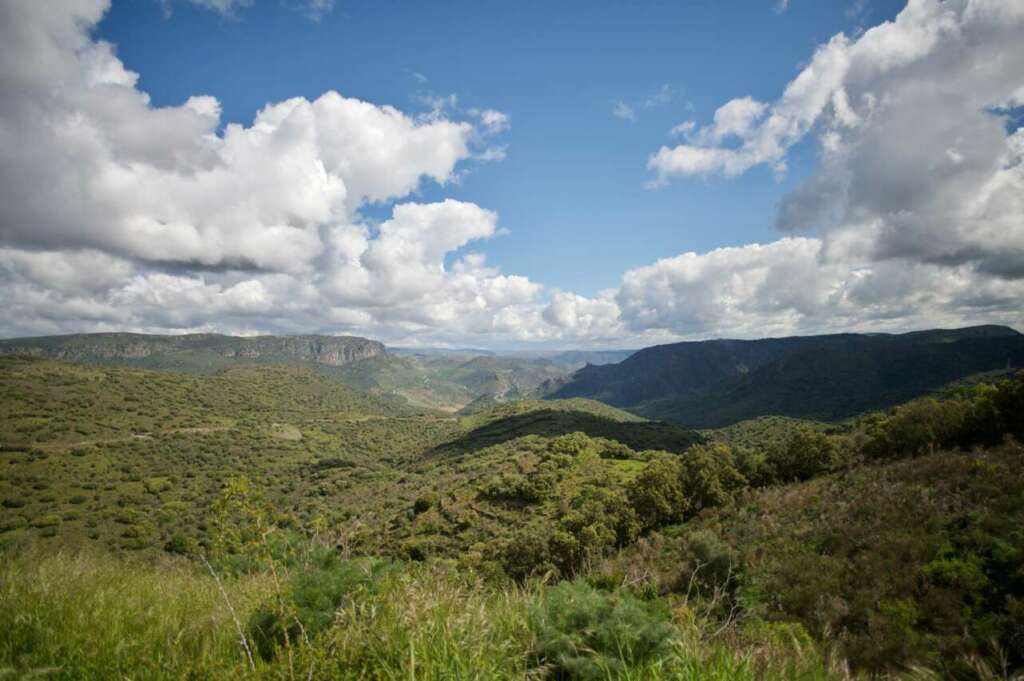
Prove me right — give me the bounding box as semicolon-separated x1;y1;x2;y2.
2;352;1023;679
549;325;1024;427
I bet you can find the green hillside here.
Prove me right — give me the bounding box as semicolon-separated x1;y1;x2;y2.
0;358;696;561
549;325;1024;427
3;353;1024;678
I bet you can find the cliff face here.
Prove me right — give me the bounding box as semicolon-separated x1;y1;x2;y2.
214;336;384;366
0;333;385;368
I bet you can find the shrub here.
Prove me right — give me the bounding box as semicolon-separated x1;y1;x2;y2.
529;580;673;680
676;529;740;596
555;486;640;576
412;493;437;515
628;458;687;530
164;532;196;555
501;525;552;580
248;554;391;660
768;427;839;481
144;477;172;494
0;515;27;532
30;513;61;528
678;443;746;513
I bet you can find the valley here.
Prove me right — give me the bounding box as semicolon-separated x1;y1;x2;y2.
2;329;1024;679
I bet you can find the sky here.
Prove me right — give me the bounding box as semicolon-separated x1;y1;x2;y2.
0;0;1022;348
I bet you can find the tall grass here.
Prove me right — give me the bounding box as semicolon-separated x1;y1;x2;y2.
0;549;908;680
0;549;270;679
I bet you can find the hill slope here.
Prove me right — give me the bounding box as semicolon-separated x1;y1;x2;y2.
548;325;1024;427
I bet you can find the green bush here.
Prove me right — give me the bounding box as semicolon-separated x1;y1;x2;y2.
248;553;392;660
767;427;839;481
30;513;61;528
412;493;437;515
528;580;673;680
628;458;687;530
164;532;196;555
678;443;746;513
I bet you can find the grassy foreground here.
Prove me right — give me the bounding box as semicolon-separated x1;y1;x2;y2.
1;548;879;681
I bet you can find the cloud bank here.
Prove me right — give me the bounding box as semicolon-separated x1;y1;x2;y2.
1;0;1022;347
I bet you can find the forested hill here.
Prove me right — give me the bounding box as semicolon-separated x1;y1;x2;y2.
546;325;1024;427
0;332;385;371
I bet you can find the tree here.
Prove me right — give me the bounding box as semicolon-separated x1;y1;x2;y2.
769;427;838;480
678;443;746;514
628;458;687;531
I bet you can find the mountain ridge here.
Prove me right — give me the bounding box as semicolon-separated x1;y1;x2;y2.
547;325;1024;427
0;332;386;369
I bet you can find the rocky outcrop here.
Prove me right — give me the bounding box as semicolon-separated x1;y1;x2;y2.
214;336;385;366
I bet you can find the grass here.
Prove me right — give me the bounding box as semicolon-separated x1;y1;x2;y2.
0;548;881;681
0;550;270;679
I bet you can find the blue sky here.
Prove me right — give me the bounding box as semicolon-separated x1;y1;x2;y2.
97;0;903;297
1;0;1022;347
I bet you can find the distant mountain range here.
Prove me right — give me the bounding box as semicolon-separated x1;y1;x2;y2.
0;332;384;370
7;327;1022;426
390;346;635;370
545;325;1024;427
0;332;570;412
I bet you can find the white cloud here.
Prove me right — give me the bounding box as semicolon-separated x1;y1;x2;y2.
612;101;636;121
470;108;510;135
642;84;672;109
292;0;335;22
477;146;507;162
638;0;1024;337
0;1;545;345
184;0;253;17
670;120;696;136
176;0;335;21
613;84;673;122
1;0;1022;348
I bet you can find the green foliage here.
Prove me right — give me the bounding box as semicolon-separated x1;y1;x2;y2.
445;399;704;455
248;552;392;660
528;580;673;680
677;443;746;513
859;373;1024;461
413;493;437;514
607;440;1024;674
6;355;1024;678
628;457;687;531
767;427;839;482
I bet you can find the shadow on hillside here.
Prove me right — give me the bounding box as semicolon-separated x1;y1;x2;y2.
432;408;703;456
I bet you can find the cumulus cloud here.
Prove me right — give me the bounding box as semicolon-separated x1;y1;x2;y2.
0;0;540;345
635;0;1024;338
1;0;1022;348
